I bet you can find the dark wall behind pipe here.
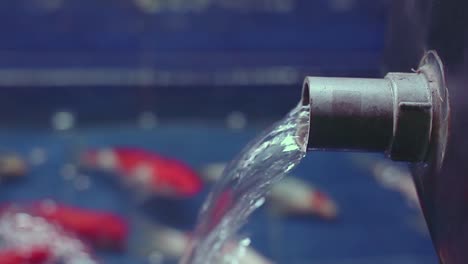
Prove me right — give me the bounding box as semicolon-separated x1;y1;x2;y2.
385;1;468;263
428;0;468;66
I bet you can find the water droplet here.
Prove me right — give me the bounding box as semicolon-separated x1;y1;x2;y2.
329;0;355;12
29;147;47;165
135;0;161;13
138;111;158;130
285;163;295;172
239;238;251;247
61;164;77;180
254;197;265;209
51;111;75;131
74;175;91;191
38;0;63;11
226;111;247;130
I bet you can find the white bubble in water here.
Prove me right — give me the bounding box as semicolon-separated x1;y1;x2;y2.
226;111;247;130
29;147;47;165
239;238;251;247
37;0;63;11
61;163;78;180
134;0;160;13
138;111;158;130
74;174;91;191
52;111;75;131
329;0;355;12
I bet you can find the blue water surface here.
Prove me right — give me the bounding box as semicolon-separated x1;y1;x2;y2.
0;125;438;264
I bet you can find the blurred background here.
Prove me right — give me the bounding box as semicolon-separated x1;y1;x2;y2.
0;0;463;263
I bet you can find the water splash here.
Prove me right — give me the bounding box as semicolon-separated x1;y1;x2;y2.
182;103;310;264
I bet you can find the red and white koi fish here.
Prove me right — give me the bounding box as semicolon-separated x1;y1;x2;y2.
147;224;272;264
0;208;98;264
80;147;203;198
0;154;27;180
269;177;338;219
30;200;128;250
200;163;338;219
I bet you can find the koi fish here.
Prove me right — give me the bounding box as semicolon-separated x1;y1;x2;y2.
269;177;338;219
0;208;98;264
0;154;27;180
0;247;51;264
30;200;128;250
145;224;272;264
80;147;203;198
200;163;338;219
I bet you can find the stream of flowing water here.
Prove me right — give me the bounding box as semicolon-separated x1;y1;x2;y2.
181;102;310;264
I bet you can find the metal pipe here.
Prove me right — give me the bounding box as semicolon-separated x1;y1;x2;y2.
302;50;448;163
